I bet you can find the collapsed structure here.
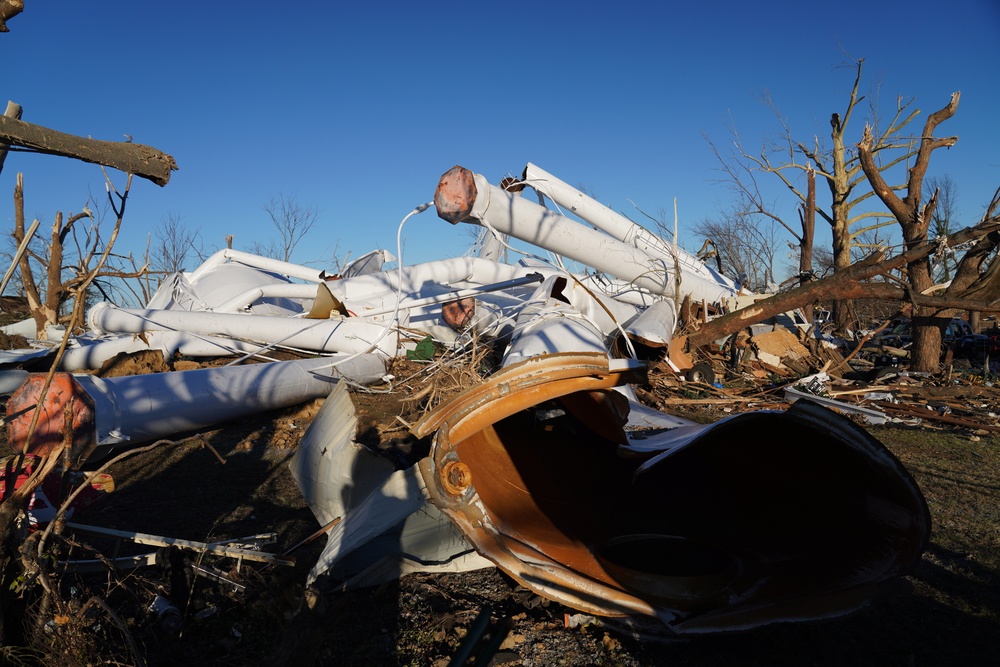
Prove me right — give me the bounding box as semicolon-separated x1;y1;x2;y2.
2;163;930;635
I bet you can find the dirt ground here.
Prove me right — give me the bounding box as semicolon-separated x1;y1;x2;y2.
2;351;998;666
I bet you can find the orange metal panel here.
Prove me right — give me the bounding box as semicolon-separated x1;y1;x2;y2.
6;373;96;462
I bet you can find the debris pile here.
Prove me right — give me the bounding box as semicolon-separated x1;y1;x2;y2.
0;162;942;642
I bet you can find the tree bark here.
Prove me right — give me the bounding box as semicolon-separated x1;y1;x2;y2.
0;115;176;186
857;92;960;372
828;105;854;332
799;165;815;285
685;217;1000;350
0;0;23;32
13;174;42;326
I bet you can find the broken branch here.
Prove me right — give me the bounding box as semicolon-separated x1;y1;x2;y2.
686;218;1000;349
0;115;177;186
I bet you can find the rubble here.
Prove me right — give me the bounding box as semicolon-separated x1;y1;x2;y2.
11;161;996;641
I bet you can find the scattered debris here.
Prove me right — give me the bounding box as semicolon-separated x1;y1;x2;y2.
11;161;998;646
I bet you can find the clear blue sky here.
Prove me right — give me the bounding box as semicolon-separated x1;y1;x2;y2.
2;1;998;278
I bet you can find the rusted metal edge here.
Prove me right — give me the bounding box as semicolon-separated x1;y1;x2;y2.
410;352;645;444
416;429;657;620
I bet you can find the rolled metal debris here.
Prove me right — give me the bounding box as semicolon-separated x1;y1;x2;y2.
57;331;274;372
87;302;400;358
148;254;317;316
412;351;930;635
6;355;385;463
521;162;741;294
434;165;740;306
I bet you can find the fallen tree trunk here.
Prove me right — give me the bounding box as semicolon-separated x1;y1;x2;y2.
686;219;1000;350
0;115;176;186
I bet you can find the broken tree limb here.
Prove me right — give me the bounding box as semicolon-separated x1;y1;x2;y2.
874;401;1000;433
829;319;893;373
685;218;1000;350
0;0;23;32
0;115;177;186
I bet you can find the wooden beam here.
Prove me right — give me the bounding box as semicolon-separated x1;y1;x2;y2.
0;114;177;186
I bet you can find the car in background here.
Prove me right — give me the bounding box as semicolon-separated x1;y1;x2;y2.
863;317;992;365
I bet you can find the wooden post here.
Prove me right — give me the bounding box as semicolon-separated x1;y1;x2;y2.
0;100;22;173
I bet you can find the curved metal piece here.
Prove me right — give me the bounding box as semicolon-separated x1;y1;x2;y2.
410;352;645;445
415;350;931;635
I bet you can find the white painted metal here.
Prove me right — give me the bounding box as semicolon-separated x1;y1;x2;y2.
340;249;395;277
0;369;29;394
323;257;554;308
622;298;677;347
356;272;544;318
501;278;611;366
187;248;325;284
212;282;318;314
310;257;559;345
57;331;275;371
289;380;391;526
444;170;738;306
523;162;677;258
87;302;401;358
72;357;384;447
0;317;67;342
147;263;307;316
473;225;507;262
0;317;37;338
522;163;743;294
294;382;491;587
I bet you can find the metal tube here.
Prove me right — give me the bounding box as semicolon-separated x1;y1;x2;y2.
212;282;319;314
7;356;385;459
188;248;325;284
522;162;741;293
88;303;399;357
361;273;543;317
57;331;275;372
434;166;738;306
523;162;676;258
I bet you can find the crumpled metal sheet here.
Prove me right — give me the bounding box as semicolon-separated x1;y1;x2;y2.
413;352;931;635
293;381;492;588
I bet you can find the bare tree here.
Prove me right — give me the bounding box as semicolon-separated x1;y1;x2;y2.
685;206;1000;351
707;58;921;331
250;194;319;262
693;205;783;292
152;211;202;275
11;173;147;338
0;172;138;648
856;92;991;371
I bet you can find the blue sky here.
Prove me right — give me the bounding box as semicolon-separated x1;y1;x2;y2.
2;1;998;279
